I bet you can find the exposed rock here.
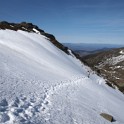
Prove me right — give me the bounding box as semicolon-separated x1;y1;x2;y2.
100;113;114;122
0;21;44;32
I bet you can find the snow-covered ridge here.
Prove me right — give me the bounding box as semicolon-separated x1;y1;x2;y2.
0;29;85;80
0;28;124;124
0;21;72;55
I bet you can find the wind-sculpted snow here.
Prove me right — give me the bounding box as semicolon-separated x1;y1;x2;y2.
0;29;124;124
0;29;86;80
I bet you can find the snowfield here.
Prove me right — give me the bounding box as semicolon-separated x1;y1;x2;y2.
105;55;124;65
0;29;124;124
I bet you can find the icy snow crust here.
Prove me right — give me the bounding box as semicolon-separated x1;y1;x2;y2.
0;29;124;124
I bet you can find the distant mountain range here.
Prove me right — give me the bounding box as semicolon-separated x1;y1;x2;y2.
63;43;124;51
63;43;124;57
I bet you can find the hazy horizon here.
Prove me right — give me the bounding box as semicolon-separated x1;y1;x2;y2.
63;42;124;45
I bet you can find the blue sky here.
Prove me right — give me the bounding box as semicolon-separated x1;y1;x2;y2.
0;0;124;44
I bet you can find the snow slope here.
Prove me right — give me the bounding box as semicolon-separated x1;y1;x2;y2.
0;29;124;124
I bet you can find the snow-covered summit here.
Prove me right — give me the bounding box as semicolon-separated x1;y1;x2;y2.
0;21;71;55
0;22;124;124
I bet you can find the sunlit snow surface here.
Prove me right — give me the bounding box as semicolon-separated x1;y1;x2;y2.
105;55;124;65
0;29;124;124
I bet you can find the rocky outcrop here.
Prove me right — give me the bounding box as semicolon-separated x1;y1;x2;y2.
0;21;44;32
100;113;114;122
